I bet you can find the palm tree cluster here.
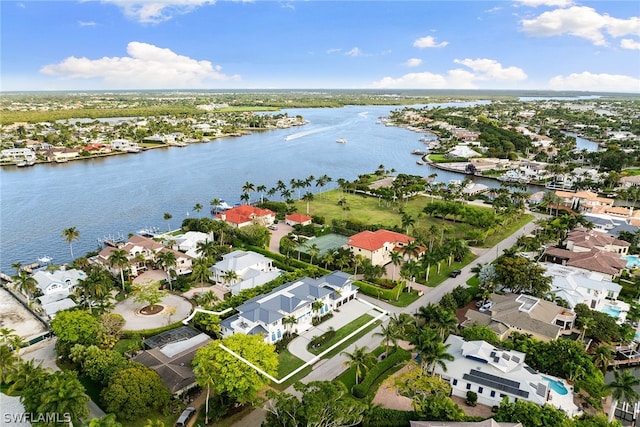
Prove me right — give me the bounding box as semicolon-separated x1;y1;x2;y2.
238;174;333;207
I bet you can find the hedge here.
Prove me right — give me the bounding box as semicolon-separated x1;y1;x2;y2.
355;280;403;301
352;348;411;398
363;407;417;427
121;321;185;338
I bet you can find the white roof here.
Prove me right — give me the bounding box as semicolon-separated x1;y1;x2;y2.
160;333;210;358
41;298;77;317
213;250;271;273
32;268;86;292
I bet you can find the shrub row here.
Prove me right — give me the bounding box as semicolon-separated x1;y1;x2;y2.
355;280;402;301
352;348;411;398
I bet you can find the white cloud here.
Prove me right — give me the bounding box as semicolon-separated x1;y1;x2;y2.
405;58;423;68
453;58;527;81
345;47;363;57
548;72;640;93
326;48;342;54
40;41;239;89
102;0;216;24
78;21;97;27
621;38;640;50
521;6;640;46
516;0;573;7
371;58;526;89
413;35;448;49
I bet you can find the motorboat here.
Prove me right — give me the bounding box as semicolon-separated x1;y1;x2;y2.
336;138;347;144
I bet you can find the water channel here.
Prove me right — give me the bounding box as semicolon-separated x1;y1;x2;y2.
0;102;508;273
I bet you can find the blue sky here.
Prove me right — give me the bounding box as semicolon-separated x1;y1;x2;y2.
2;0;639;92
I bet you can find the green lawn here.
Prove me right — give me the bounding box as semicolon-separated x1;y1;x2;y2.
308;314;374;355
277;348;306;378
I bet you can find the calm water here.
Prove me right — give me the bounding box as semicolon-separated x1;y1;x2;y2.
564;131;601;152
0;103;501;273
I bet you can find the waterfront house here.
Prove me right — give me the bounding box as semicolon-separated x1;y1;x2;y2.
171;231;211;258
285;213;313;226
0;148;36;162
216;205;276;228
345;229;420;266
95;235;193;277
461;293;576;342
109;138;141;152
32;268;86;318
220;271;358;343
555;190;614;213
209;250;281;295
543;262;629;322
434;335;579;416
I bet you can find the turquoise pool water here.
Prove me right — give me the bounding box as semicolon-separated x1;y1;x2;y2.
623;255;640;269
601;304;623;318
543;377;569;395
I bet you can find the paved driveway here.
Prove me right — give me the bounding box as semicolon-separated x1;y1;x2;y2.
112;294;193;331
268;221;293;253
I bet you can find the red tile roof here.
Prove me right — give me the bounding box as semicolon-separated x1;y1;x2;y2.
285;213;312;223
347;229;413;251
544;247;626;275
217;205;275;225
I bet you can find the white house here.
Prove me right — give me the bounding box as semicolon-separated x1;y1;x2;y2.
172;231;211;258
32;268;86;318
220;271;358;343
544;263;630;323
435;335;580;416
1;148;36;161
209;250;281;295
110;138;141;152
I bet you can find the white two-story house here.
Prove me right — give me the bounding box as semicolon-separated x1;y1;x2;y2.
220;271;358;343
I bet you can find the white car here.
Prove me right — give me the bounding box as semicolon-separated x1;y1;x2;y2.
479;301;494;312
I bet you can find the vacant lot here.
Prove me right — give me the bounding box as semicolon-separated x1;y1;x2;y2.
0;287;48;341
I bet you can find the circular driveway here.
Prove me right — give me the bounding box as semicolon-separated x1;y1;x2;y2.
113;293;193;331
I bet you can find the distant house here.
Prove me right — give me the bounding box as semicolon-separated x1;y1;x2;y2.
133;326;212;395
216;205;276;228
109;138;140;152
1;148;36;161
172;231;211;258
564;227;629;255
446;145;481;159
220;271;358;343
345;229;420;266
434;335;579;416
209;250;281;295
555;190;614;213
462;293;575;342
285;213;313;226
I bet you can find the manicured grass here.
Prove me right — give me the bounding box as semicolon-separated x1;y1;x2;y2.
336;346;386;390
271;365;314;391
622;169;640;177
482;213;534;248
277;348;306;378
113;337;142;354
318;320;383;361
382;289;422;307
308;314;374;355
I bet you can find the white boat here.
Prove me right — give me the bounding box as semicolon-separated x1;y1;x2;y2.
416;160;424;165
37;256;52;264
336;138;347;144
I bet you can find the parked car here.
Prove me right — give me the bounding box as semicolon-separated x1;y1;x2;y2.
479;301;494;312
268;224;278;230
449;269;462;278
175;407;196;427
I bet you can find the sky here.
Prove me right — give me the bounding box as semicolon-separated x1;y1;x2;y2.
1;0;639;93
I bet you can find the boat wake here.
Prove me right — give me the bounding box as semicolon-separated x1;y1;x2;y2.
284;126;332;141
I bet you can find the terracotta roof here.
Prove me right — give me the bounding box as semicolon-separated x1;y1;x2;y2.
127;235;165;251
545;247;626;275
285;213;312;223
566;227;630;249
347;229;413;251
217;205;275;225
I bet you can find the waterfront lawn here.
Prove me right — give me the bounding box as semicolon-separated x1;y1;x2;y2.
277;349;306;378
293;190;477;240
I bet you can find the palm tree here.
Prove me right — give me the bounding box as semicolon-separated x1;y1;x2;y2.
193;360;216;425
389;250;403;281
0;344;18;385
196;239;217;261
606;369;640;422
210;197;221;215
193;203;203;215
36;370;90;426
8;359;46;395
222;270;239;287
593;344;614;374
353;254;367;277
373;323;398;355
283;315;297;337
389;312;417;340
108;249;129;291
12;271;37;303
163;212;173;231
156;250;177;291
308;243;320;265
11;262;22;275
578;316;596;341
89;414;123;427
401;213;415;235
256;185;267;204
341;346;376;385
0;328;24;350
312;300;324;323
242;181;255;203
62;227;80;259
302;191;314;214
191;258;211;287
402;240;421;261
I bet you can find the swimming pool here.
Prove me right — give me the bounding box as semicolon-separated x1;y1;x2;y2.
601;304;623;319
543;377;569;395
623;255;640;269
